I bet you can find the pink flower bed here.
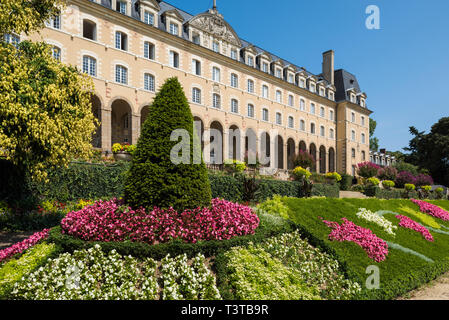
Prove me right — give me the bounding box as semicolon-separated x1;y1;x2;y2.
321;218;389;262
61;198;260;244
0;229;49;264
411;199;449;221
396;215;434;242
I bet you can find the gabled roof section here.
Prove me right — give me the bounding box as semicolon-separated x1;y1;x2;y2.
138;0;160;11
334;69;362;102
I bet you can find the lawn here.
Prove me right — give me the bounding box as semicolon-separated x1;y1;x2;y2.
280;198;449;299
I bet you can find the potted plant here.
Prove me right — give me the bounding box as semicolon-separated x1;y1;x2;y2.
325;172;342;185
112;143;136;162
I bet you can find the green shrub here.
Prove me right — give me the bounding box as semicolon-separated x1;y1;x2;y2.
339;174;353;191
351;185;365;193
124;78;212;212
365;177;380;186
310;172;326;184
382;180;395;190
256;195;290;219
209;175;242;203
0;242;61;299
422;185;432;192
405;184;416;191
310;183;340;198
256;179;301;202
223;160;246;173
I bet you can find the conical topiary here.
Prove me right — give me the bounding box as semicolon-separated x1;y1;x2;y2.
124;77;212;211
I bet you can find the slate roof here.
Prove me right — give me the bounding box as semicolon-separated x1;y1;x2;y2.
95;0;364;104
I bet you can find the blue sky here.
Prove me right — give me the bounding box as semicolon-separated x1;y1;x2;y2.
165;0;449;152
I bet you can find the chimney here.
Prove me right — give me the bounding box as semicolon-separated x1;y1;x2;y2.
322;50;335;85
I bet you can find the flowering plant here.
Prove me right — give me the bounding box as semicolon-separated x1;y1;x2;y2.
415;174;434;187
365;177;380;186
292;166;312;181
112;143;136;155
405;184;416;191
411;199;449;221
61;198;259;244
0;229;49;264
395;171;417;188
421;185;432;192
224;159;246;173
356;162;381;178
356;208;397;236
377;166;398;181
325;172;342;182
396;215;434;241
321;217;389;262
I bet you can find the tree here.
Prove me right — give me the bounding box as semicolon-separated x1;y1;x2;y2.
369;118;379;152
0;0;64;36
404;117;449;186
124;78;212;212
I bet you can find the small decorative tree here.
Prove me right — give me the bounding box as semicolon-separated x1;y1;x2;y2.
124;78;212;212
292;150;316;171
356;162;381;178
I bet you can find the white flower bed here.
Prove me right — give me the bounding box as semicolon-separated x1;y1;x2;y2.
356;208;397;236
161;254;221;300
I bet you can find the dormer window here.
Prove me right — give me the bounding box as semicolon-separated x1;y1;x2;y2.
360;99;365;107
170;23;179;36
299;79;305;88
310;83;316;93
144;11;154;26
231;49;237;60
262;62;269;73
350;94;356;103
213;41;220;53
247;55;254;67
329;92;334;101
117;1;127;15
275;69;282;78
319;87;325;97
192;33;200;45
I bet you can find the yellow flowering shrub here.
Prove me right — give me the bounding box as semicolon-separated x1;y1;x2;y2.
292;166;312;181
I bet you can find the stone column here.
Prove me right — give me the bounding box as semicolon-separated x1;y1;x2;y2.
203;126;211;164
101;107;112;152
131;113;140;145
283;142;288;171
240;133;246;162
223;129;229;162
270;139;276;169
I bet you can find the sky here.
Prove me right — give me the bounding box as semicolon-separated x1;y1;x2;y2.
163;0;449;153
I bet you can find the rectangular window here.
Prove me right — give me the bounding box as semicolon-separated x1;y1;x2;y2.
82;56;96;76
230;74;238;88
288;117;294;128
116;65;127;84
276;69;282;78
276;113;282;125
262;86;268;99
276;91;282;103
330;110;334;121
213;94;221;109
192;59;201;76
170;23;179;36
310;103;316;114
52;47;61;61
247;56;254;67
192;33;200;45
300;100;305;111
262;63;268;73
247;80;254;93
231;100;238;113
115;32;127;51
170;51;179;68
231;49;237;60
46;16;61;29
117;1;127;14
213;41;219;53
288;95;294;107
144;42;155;60
263;109;269;122
212;67;220;82
192;88;201;104
144;74;155;92
144;11;154;25
320;107;325;117
247;104;255;118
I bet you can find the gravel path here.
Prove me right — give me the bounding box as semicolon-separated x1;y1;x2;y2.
0;231;37;251
398;272;449;300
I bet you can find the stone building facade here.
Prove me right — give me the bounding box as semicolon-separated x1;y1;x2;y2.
23;0;372;174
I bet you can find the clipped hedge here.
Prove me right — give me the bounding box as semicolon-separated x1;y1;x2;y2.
209;175;243;203
29;162;131;202
256;179;302;202
311;183;340;198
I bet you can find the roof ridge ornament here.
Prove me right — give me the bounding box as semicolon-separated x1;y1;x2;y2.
213;0;217;10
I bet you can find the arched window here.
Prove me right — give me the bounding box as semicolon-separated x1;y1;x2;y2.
361;133;366;144
262;85;269;98
144;73;155;92
311;123;316;134
310;103;316;114
83;20;97;41
276;112;282;125
192;87;201;104
362;151;366;161
329;128;335;139
320;125;325;137
300;99;305;111
352;130;356;141
276;90;282;103
212;94;221;109
288;116;294;128
247;104;255;118
288;95;294;107
82;56;96;76
115;65;128;84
